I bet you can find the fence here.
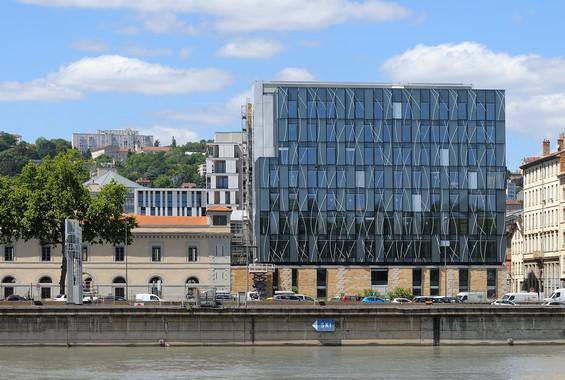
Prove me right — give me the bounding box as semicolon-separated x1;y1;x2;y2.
0;283;229;302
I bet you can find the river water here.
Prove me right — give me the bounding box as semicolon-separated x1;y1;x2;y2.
1;346;564;379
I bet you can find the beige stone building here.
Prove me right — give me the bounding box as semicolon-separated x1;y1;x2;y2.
0;210;231;301
520;138;565;296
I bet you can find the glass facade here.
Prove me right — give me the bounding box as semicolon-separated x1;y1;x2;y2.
255;84;506;265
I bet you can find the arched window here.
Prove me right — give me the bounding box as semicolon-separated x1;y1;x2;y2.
2;276;15;298
38;276;52;299
186;276;199;284
149;276;163;297
113;276;126;298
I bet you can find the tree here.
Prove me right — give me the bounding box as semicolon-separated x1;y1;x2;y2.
154;139;160;147
171;136;177;148
153;174;172;188
13;151;136;294
94;154;113;165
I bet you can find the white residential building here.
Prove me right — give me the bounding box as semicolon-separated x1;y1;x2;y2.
72;129;153;153
206;132;243;210
519;138;564;296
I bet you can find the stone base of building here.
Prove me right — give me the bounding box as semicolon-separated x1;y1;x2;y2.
231;265;508;300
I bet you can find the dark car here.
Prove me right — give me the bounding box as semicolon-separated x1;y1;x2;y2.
99;295;127;302
441;297;462;304
5;295;27;301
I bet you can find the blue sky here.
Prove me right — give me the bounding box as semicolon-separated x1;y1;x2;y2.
1;1;565;170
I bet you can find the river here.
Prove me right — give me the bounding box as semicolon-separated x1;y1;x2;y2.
0;346;563;379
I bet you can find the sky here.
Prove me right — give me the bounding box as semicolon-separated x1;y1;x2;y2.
1;1;565;170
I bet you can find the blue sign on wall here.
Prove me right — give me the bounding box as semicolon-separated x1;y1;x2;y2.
312;319;335;333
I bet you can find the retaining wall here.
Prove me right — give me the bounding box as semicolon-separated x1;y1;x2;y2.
0;305;564;346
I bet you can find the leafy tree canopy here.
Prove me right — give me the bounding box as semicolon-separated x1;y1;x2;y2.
3;150;136;293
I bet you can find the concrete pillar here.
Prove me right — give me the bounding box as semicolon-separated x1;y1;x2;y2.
298;269;317;298
470;268;487;293
327;268;341;299
278;268;292;291
422;268;430;296
497;266;508;298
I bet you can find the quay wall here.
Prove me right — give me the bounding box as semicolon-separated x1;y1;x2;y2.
0;305;564;346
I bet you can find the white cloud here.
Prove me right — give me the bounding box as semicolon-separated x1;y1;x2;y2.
217;39;282;59
139;125;200;145
19;0;414;32
70;40;108;52
160;89;251;127
139;11;197;34
274;67;316;82
179;47;192;59
0;55;232;102
380;42;565;135
123;45;172;57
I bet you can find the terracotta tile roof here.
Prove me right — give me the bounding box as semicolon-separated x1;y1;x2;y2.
140;146;172;152
131;215;209;226
207;205;232;212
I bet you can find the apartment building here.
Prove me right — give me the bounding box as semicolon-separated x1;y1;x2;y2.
72;129;153;153
519;138;565;295
206;132;243;210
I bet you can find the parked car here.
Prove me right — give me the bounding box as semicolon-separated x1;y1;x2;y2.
542;300;565;306
82;295;99;304
492;299;517;306
295;294;315;302
246;291;259;301
341;295;362;302
361;296;387;303
457;292;487;303
272;294;302;301
441;297;462;304
391;297;411;304
544;288;565;304
5;295;27;301
53;294;67;302
99;295;127;302
135;293;161;302
215;291;232;301
501;292;539;304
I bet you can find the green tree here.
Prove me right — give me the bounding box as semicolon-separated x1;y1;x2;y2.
153;174;172;188
171;136;177;148
95;154;113;165
154;139;160;147
13;151;136;293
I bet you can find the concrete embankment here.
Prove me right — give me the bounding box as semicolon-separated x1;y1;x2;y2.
0;304;564;346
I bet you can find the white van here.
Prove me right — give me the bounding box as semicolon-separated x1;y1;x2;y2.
457;292;487;303
135;293;161;302
501;292;539;304
546;288;565;303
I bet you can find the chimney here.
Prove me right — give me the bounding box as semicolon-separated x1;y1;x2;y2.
543;139;550;156
558;135;565;151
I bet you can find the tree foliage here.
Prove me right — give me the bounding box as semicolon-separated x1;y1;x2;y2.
0;132;72;176
117;140;208;187
2;151;136;293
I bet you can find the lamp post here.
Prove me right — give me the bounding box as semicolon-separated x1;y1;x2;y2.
125;220;129;300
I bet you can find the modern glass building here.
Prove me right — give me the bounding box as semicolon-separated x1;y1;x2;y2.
252;82;506;266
